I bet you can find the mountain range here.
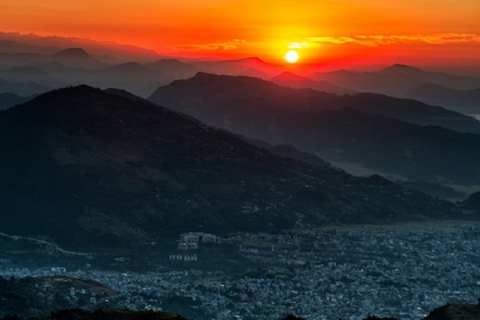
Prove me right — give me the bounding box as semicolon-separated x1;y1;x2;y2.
0;48;183;97
0;47;287;98
0;32;164;62
0;85;459;249
271;71;356;95
407;83;480;115
311;64;480;113
149;73;480;196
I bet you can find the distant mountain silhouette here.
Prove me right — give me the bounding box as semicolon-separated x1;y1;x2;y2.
0;39;61;54
379;63;425;76
50;48;105;69
0;78;50;96
190;57;282;79
144;59;199;80
312;64;480;102
272;71;356;95
149;73;480;190
0;32;166;62
408;83;480;114
242;67;272;79
2;66;67;88
51;48;93;59
97;62;173;97
0;86;457;248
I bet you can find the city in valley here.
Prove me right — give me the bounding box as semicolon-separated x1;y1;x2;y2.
2;221;480;320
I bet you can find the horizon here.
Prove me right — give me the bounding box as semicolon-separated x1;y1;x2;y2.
1;31;480;77
1;0;480;72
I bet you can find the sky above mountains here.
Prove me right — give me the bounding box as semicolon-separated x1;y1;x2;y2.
1;0;480;69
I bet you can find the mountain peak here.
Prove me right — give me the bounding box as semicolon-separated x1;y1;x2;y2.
277;71;299;77
49;47;104;69
51;47;92;59
381;63;424;75
242;56;265;63
273;71;307;80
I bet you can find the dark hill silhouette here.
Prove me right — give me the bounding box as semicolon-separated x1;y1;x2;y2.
0;276;117;318
272;71;356;95
0;86;456;248
423;303;480;320
460;191;480;214
149;73;480;190
0;308;187;320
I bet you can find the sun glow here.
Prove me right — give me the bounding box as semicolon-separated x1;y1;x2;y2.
285;50;299;63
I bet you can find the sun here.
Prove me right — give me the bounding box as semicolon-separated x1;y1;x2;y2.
285;50;299;63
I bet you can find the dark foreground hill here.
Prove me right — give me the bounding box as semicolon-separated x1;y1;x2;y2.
2;303;480;320
149;73;480;189
0;276;117;318
0;86;458;249
423;303;480;320
0;308;186;320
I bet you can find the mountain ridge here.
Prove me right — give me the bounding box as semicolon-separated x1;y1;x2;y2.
408;82;480;114
149;73;480;194
271;71;356;95
0;85;458;248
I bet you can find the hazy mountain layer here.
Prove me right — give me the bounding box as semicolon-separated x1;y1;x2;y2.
0;86;456;248
408;83;480;114
0;46;201;98
311;64;480;113
271;71;356;95
312;64;480;96
0;92;35;110
149;73;480;188
150;73;480;134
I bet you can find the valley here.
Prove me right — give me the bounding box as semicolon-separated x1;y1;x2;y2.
2;221;480;320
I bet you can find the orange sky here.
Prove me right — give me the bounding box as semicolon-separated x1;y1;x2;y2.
1;0;480;67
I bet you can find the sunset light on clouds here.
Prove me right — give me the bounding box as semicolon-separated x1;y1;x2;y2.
1;0;480;68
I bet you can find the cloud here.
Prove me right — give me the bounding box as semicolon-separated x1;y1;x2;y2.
172;39;247;52
305;34;480;47
287;41;310;49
